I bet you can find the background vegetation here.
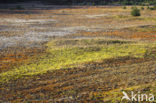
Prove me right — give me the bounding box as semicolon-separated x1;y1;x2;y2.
1;0;156;5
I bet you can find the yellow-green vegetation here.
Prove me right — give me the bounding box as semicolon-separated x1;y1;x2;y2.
91;83;156;102
0;39;155;83
113;15;156;21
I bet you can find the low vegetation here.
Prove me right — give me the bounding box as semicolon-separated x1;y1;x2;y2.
16;5;25;10
149;5;156;10
0;6;156;102
0;39;155;83
131;8;141;16
0;41;155;102
141;6;144;10
123;6;126;9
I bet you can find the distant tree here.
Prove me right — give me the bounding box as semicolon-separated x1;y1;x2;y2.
0;0;156;6
16;5;25;10
131;8;141;16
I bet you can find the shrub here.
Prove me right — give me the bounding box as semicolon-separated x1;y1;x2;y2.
131;6;134;9
141;6;144;10
149;5;156;10
141;3;145;6
131;8;141;16
123;6;127;9
147;6;150;9
131;6;137;9
153;5;156;9
16;5;25;10
149;7;155;10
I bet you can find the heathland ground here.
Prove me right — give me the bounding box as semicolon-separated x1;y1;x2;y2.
0;6;156;102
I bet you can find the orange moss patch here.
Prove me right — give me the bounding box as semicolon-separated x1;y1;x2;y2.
0;47;46;73
67;31;156;41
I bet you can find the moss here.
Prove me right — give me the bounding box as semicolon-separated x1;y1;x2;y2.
0;39;154;83
92;84;156;102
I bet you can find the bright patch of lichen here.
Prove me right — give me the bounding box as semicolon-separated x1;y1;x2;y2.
0;39;154;83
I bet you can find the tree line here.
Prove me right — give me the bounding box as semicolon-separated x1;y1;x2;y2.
0;0;156;5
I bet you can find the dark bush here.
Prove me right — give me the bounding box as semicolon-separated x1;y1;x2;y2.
131;8;141;16
150;7;155;10
149;5;156;10
141;6;144;10
123;6;127;9
131;6;137;9
16;5;25;10
147;6;150;9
